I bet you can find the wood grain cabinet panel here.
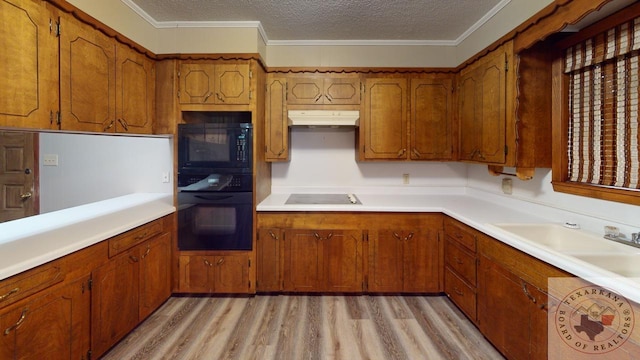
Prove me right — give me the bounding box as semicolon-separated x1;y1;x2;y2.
59;12;116;133
457;44;509;164
115;43;155;134
0;0;59;130
0;275;91;360
410;77;453;160
256;228;282;292
288;77;360;105
368;227;440;293
178;253;251;294
265;77;289;161
178;62;251;106
361;77;408;160
443;217;478;323
283;229;363;292
92;224;172;358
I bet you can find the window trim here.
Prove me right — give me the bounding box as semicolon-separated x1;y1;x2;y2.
551;4;640;206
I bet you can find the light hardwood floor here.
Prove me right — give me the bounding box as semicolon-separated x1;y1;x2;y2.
102;295;504;360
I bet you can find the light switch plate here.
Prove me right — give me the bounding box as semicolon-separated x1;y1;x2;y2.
501;177;513;195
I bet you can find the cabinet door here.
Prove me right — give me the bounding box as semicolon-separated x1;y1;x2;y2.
115;43;155;134
287;77;324;104
91;249;140;357
178;63;216;104
478;50;507;164
0;0;58;129
361;78;408;160
410;77;452;160
265;77;289;161
214;63;251;105
323;230;363;292
283;229;321;291
178;255;215;293
0;276;90;360
213;254;250;293
257;228;282;292
324;78;360;105
478;254;538;360
59;13;116;132
457;69;481;161
403;229;440;292
368;230;404;292
458;48;508;164
139;233;171;320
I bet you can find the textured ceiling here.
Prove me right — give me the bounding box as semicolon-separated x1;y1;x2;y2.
128;0;504;42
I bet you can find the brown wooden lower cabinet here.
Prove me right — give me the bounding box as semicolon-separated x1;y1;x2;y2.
0;275;91;359
283;229;363;292
91;226;173;358
477;253;549;360
256;212;443;294
368;227;440;292
177;253;251;294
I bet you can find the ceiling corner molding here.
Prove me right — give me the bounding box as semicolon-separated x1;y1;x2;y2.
454;0;512;45
121;0;162;27
266;39;457;47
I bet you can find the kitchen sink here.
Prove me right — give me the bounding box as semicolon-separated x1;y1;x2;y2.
490;223;636;254
573;254;640;278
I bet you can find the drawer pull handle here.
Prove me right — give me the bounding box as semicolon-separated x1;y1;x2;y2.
405;232;414;241
0;288;19;302
4;308;28;335
215;93;224;102
268;231;279;240
392;232;401;240
135;232;148;241
453;287;464;296
141;245;151;259
203;92;213;103
217;258;225;265
204;259;213;267
129;255;139;263
522;283;536;303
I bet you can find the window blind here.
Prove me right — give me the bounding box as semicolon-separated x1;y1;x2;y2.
564;17;640;189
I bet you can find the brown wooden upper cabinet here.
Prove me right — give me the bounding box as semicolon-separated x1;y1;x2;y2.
0;0;59;130
59;13;155;134
178;62;251;106
410;76;454;160
457;42;511;165
457;40;552;179
360;77;409;160
287;77;360;105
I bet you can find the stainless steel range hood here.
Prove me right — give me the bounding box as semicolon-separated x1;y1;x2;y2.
287;110;359;128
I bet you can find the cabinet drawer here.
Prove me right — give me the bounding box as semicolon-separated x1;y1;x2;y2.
444;218;476;252
444;240;476;286
0;263;64;309
109;220;163;257
444;268;476;321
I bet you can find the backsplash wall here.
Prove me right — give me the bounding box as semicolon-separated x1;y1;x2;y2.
271;128;467;191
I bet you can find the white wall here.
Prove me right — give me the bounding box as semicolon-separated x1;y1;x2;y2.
271;128;467;192
466;164;640;235
38;133;173;213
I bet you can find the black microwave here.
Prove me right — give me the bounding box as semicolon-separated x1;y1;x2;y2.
177;122;253;175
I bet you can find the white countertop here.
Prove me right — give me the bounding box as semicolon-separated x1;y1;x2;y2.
0;193;175;280
258;190;640;304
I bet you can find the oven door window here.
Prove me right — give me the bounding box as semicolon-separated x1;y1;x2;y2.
179;203;252;251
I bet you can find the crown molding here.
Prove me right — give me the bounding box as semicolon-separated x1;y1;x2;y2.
121;0;511;47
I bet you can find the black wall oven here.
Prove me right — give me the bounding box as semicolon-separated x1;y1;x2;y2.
177;116;253;251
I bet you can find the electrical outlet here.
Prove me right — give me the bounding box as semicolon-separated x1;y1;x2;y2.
501;177;513;195
43;154;58;166
162;172;170;183
402;173;410;185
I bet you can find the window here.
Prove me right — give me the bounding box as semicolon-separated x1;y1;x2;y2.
552;10;640;205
